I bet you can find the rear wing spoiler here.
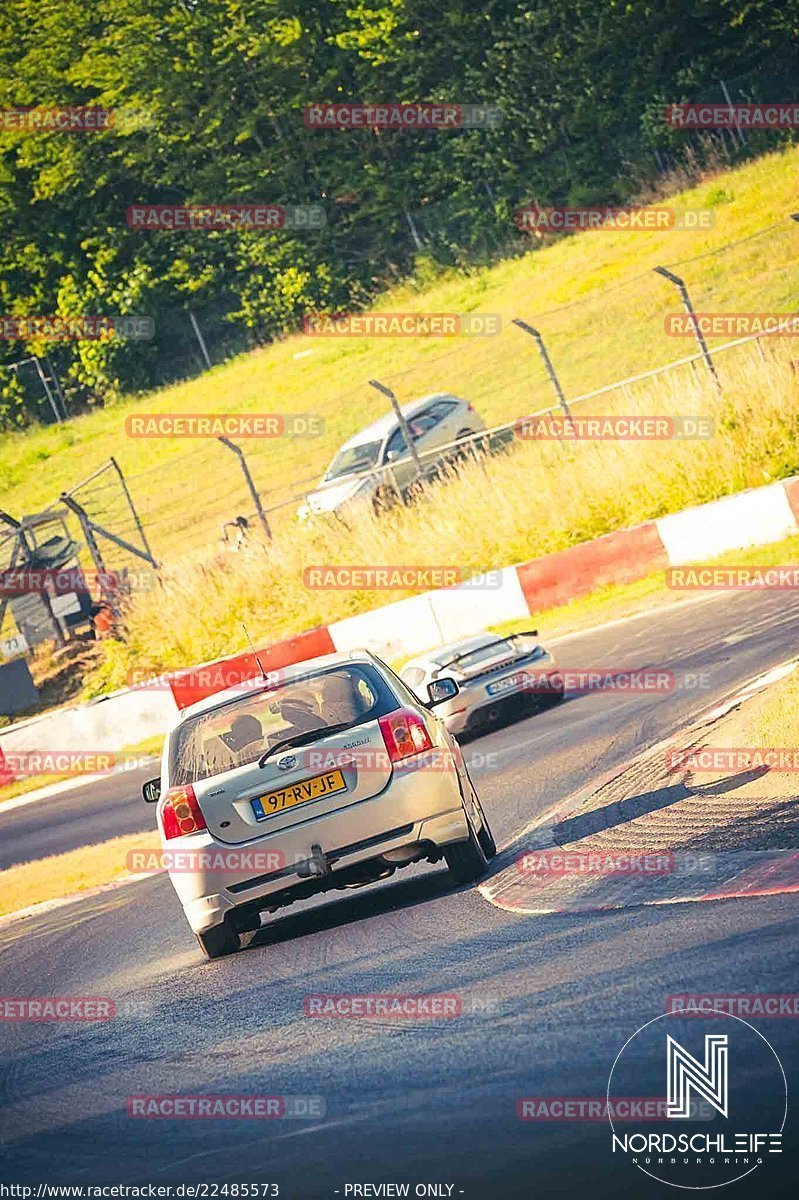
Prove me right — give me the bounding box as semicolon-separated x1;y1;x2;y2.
435;629;539;672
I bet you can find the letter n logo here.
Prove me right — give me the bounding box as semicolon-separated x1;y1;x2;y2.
666;1034;728;1118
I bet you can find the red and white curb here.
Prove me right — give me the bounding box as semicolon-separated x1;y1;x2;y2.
480;851;799;917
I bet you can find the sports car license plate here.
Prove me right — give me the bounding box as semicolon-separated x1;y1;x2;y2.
486;671;530;697
251;768;347;820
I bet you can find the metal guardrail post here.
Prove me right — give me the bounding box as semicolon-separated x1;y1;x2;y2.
511;319;573;422
217;437;271;541
368;379;425;495
653;265;719;384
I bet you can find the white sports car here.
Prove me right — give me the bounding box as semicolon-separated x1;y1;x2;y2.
400;631;563;739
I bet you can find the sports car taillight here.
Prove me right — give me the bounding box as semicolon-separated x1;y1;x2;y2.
379;708;433;762
161;784;207;840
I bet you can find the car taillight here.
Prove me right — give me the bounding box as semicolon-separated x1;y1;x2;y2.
379;708;433;763
161;784;207;840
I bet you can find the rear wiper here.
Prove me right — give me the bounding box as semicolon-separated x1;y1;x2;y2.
258;722;351;767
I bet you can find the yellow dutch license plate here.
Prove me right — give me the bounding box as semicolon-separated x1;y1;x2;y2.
252;768;347;820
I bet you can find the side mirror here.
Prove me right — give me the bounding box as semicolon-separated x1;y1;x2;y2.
427;677;459;706
386;449;400;462
142;777;162;804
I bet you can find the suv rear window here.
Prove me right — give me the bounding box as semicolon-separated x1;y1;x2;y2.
169;663;400;787
423;399;458;423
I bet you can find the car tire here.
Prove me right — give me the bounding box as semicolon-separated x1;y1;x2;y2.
196;919;240;960
444;820;490;883
476;806;497;859
460;765;497;860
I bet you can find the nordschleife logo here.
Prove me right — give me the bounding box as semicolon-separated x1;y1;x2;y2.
607;1012;786;1188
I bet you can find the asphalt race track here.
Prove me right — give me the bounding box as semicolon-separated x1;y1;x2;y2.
0;762;158;871
2;587;799;1197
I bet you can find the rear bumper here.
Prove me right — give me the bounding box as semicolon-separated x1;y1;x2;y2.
439;670;563;735
165;765;469;934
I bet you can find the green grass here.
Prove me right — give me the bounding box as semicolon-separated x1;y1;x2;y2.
2;146;799;565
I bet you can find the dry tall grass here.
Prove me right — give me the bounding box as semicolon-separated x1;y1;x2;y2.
100;340;799;686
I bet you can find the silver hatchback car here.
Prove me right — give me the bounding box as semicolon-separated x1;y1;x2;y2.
400;631;564;739
143;650;496;958
297;393;485;520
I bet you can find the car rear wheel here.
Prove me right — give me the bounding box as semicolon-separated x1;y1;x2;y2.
196;918;240;960
461;766;497;860
444;820;490;883
475;802;497;858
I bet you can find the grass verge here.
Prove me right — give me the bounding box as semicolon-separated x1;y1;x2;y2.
0;829;161;920
1;146;799;564
98;344;799;686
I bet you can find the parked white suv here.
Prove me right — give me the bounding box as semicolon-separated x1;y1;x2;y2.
297;393;485;520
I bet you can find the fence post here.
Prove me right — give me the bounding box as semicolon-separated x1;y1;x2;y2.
720;80;746;149
217;437;271;541
368;379;424;496
32;356;62;424
109;456;157;567
404;211;424;252
44;358;68;420
653;266;719;385
189;310;212;370
59;493;118;616
511;319;573;422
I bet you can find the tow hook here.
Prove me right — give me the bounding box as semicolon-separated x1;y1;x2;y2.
298;843;330;878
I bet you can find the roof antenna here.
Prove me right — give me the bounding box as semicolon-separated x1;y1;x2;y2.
242;623;268;681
